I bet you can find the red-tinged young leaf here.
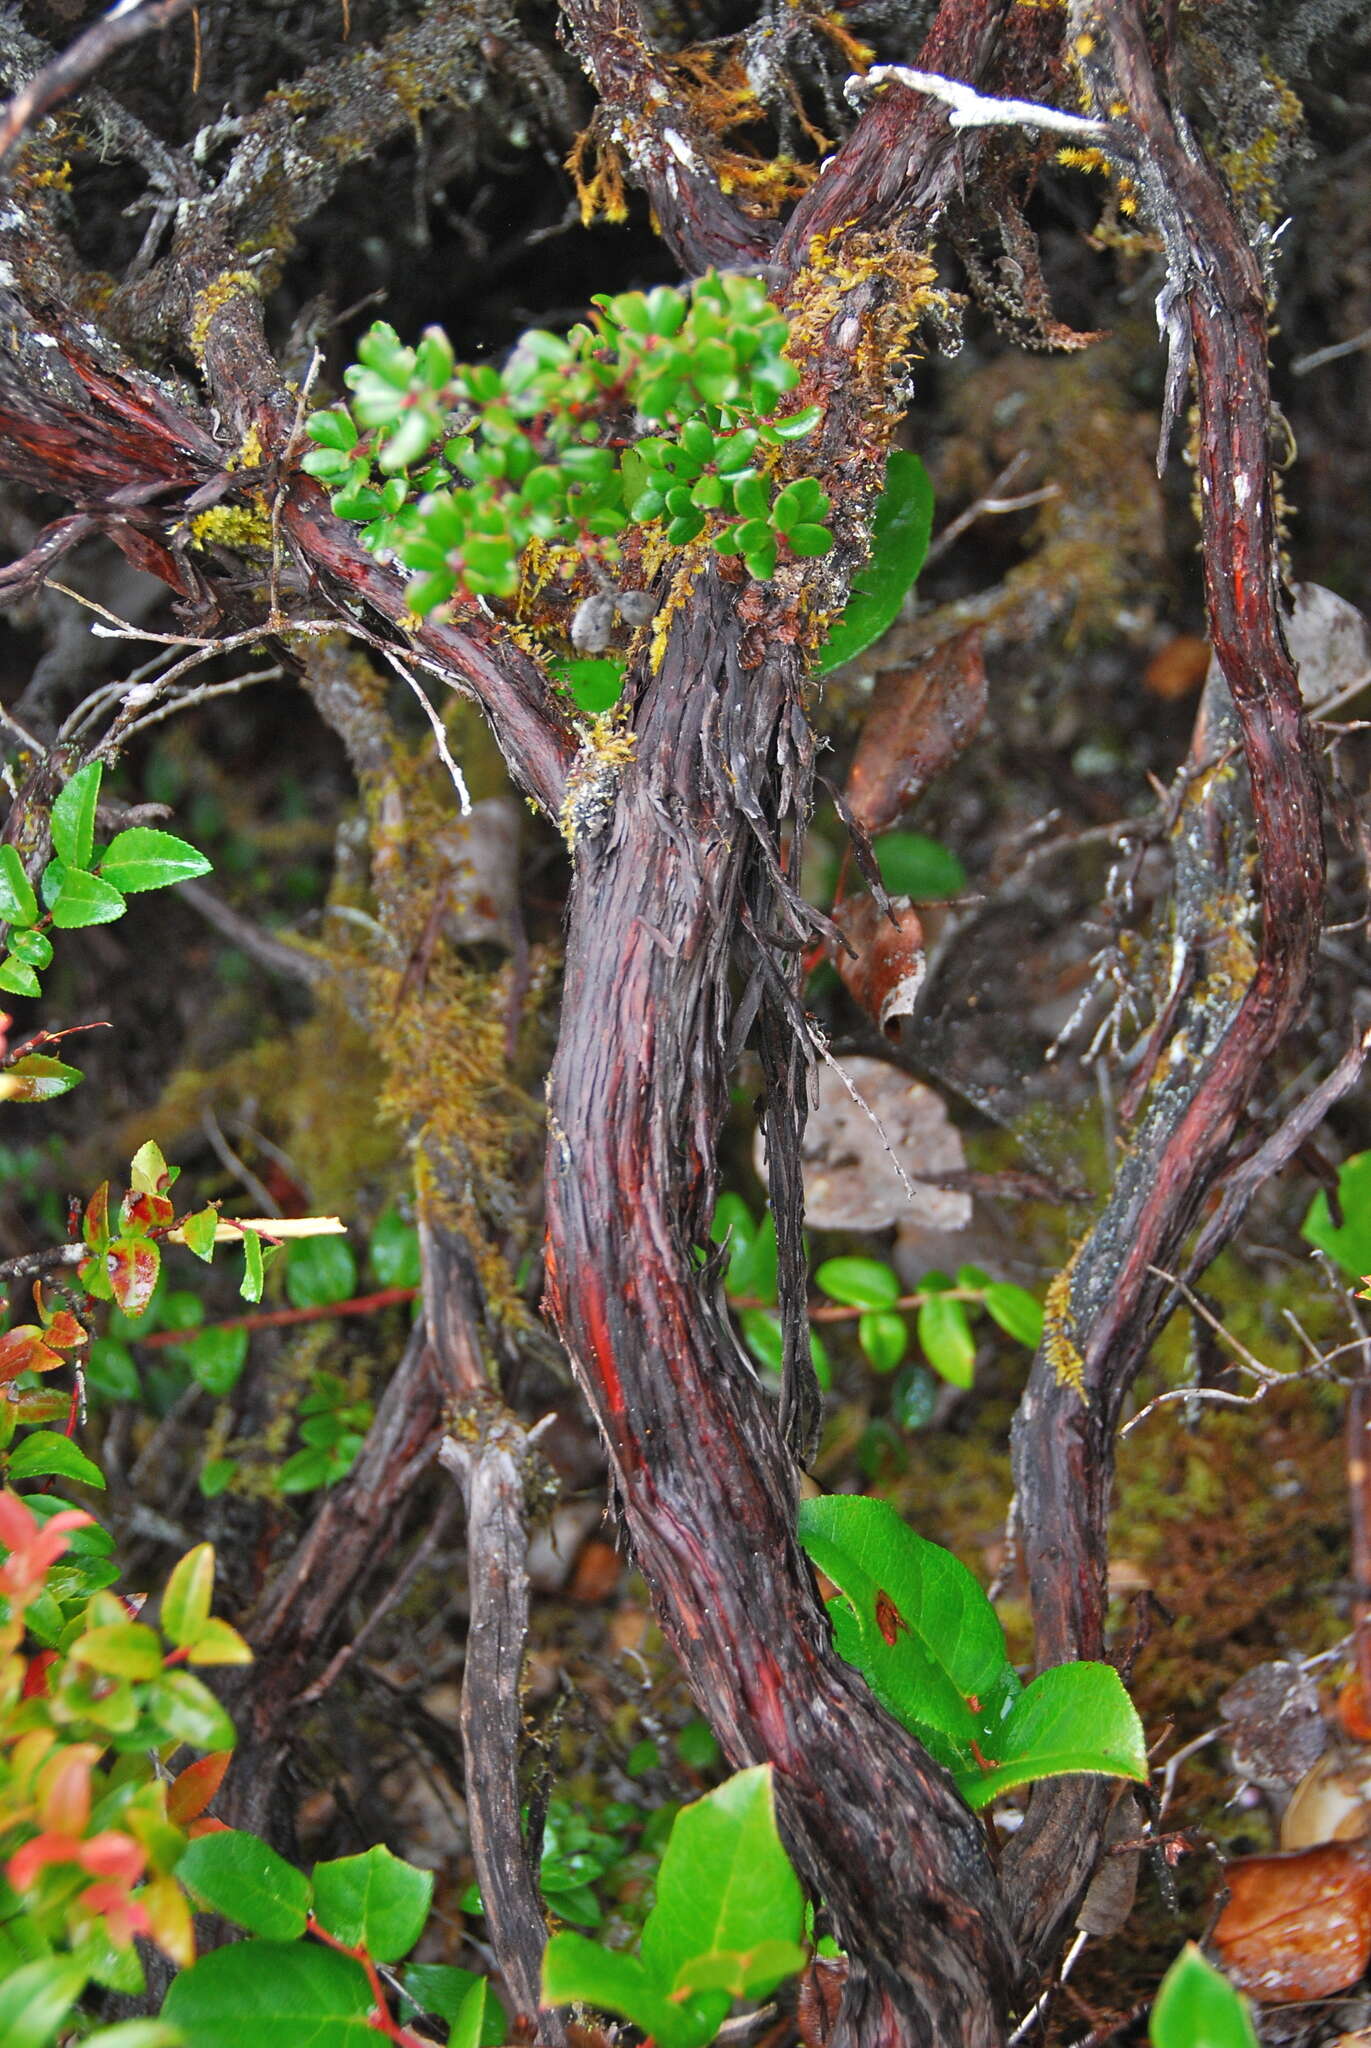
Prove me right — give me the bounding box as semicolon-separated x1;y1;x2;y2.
84;1183;111;1254
107;1237;160;1316
129;1139;171;1195
0;1325;64;1382
1213;1840;1371;2003
160;1540;215;1647
36;1742;98;1833
831;894;926;1040
0;1053;84;1102
39;1308;87;1350
167;1750;232;1825
142;1871;196;1969
120;1190;175;1233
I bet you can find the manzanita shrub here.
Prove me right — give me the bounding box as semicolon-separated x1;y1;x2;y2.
796;1496;1148;1810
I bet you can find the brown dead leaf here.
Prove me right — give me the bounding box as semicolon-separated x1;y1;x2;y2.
760;1055;970;1233
797;1956;847;2048
833;893;925;1039
844;629;987;834
1214;1838;1371;2002
1281;1747;1371;1851
1143;635;1210;701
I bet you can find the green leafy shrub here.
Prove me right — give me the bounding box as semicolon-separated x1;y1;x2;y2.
797;1495;1147;1810
0;760;210;1002
542;1766;806;2048
305;273;830;615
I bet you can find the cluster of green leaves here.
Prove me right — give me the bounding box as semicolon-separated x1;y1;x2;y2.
542;1766;807;2048
709;1195;830;1388
815;1256;1043;1388
164;1829;502;2048
797;1496;1148;1811
464;1791;671;1933
0;1496;249;2047
304;273;830;612
0;761;210;1006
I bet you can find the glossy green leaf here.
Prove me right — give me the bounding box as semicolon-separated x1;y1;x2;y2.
0;1053;83;1101
0;1955;88;2048
306;408;360;453
50;759;102;871
99;828;211;894
147;1669;236;1750
1303;1150;1371;1280
543;1932;727;2048
7;925;52;966
797;1494;1014;1769
50;867;126;928
816;1256;899;1310
184;1326;249;1396
642;1766;804;1996
918;1293;975;1387
859;1310;907;1373
815;451;933;674
240;1228;265;1304
0;953;41;998
162;1541;215;1647
87;1337;140;1403
73;1619;162;1679
1150;1945;1258;2048
873;830;967;900
739;1308;783;1374
83;2024;184;2048
182;1206;219;1262
983;1283;1044;1349
729;1211;778;1303
369;1208;421;1289
8;1430;105;1489
312;1844;433;1963
286;1234;358;1310
0;843;38;927
959;1661;1148;1810
177;1830;311;1939
162;1940;372;2046
450;1976;504;2048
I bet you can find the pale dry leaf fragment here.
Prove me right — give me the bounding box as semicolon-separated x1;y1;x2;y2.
1286;581;1371;715
1282;1747;1371;1853
757;1054;970;1232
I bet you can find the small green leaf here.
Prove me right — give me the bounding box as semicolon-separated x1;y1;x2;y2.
544;1933;724;2048
184;1325;249;1396
0;954;41;998
859;1310;908;1373
240;1228;265;1304
73;1618;163;1679
182;1205;219;1261
958;1661;1149;1811
873;831;967;900
305;408;360;453
1303;1151;1371;1280
1150;1945;1259;2048
642;1766;804;1998
918;1292;976;1387
178;1831;311;1939
740;1308;783;1374
0;1053;83;1101
286;1234;358;1310
816;451;934;674
984;1283;1044;1349
675;1718;721;1772
369;1208;421;1289
87;1337;140;1403
450;1977;505;2048
50;868;127;928
199;1457;237;1498
99;828;211;894
0;843;39;927
7;1430;106;1489
51;759;103;870
401;1965;483;2024
0;1956;88;2048
312;1845;433;1963
130;1139;169;1194
162;1540;216;1647
147;1669;236;1750
816;1256;899;1310
163;1939;371;2046
7;926;52;967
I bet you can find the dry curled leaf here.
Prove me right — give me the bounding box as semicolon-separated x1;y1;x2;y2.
844;629;987;834
797;1955;848;2048
1214;1838;1371;2003
832;893;925;1039
1281;1747;1371;1852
